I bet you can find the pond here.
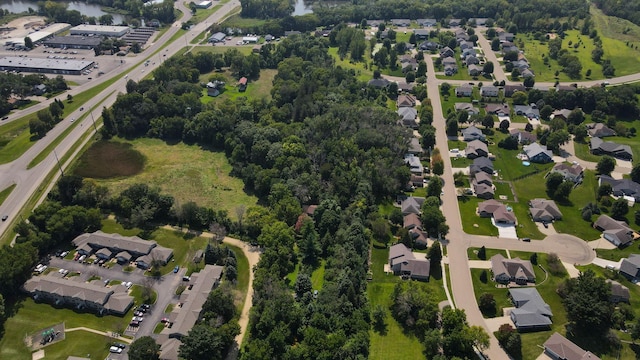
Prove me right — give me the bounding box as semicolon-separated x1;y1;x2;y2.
0;0;126;24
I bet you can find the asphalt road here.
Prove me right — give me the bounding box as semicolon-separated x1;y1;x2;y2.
0;0;240;239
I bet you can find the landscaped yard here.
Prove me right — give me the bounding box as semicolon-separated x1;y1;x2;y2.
590;6;640;77
328;47;373;82
467;247;508;260
82;138;258;219
573;141;602;163
457;197;499;236
368;246;446;359
0;298;129;360
199;68;277;103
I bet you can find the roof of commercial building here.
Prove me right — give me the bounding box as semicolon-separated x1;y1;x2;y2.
73;231;156;255
45;36;102;47
70;24;130;33
0;56;93;71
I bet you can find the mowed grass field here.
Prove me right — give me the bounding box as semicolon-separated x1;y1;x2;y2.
591;6;640;77
199;68;278;103
75;138;257;219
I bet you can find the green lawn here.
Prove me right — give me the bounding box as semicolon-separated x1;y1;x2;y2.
457;197;499;236
490;133;555;181
494;181;513;201
450;156;473;168
368;246;446;359
220;14;266;28
467;247;508;260
573;141;602;163
512;202;546;240
227;244;250;312
328;47;373;82
130;284;158;305
0;183;16;206
191;3;223;24
200;68;277;104
311;260;326;290
596;242;640;261
0;298;130;360
86;138;258;220
469;268;513;317
590;6;640;77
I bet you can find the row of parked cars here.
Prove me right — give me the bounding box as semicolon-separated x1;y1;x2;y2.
109;342;127;353
129;304;151;327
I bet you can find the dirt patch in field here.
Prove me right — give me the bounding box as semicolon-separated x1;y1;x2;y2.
73;141;145;179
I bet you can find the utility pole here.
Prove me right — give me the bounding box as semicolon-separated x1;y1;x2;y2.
53;149;64;176
90;111;97;132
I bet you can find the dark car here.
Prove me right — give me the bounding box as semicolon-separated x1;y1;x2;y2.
140;304;151;310
2;215;8;221
173;266;179;273
129;320;140;327
521;238;531;242
113;342;126;349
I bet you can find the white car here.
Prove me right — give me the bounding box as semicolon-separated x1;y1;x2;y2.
132;316;144;322
109;346;123;353
70;118;75;122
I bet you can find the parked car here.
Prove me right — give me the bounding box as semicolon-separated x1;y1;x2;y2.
140;304;151;309
1;215;7;221
132;316;144;322
129;320;140;327
161;317;170;323
173;266;179;273
521;238;531;242
109;346;123;353
113;342;126;349
134;311;145;317
136;307;146;313
73;253;80;261
78;255;86;262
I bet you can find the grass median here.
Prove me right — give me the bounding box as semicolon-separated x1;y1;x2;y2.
0;184;16;206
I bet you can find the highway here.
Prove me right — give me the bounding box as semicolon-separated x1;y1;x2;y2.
0;0;240;238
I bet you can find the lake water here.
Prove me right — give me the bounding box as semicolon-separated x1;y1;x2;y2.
0;0;126;24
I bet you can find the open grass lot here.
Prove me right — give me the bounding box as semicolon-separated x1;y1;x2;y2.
220;14;266;28
469;268;513;317
83;138;257;219
311;260;326;290
191;3;223;24
328;47;373;82
591;6;640;77
199;68;277;103
494;181;513;201
368;246;446;359
450;156;472;168
467;247;507;260
73;140;145;179
458;197;499;236
517;30;604;82
227;244;250;312
101;219;209;275
573;141;602;163
471;253;570;360
191;45;253;56
511;202;546;240
0;183;16;206
0;298;129;360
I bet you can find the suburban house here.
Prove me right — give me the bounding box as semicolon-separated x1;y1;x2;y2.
551;163;584;183
509;288;553;330
397;82;415;92
465;56;480;66
514;104;540;119
594;215;636;247
408;137;424;154
551;108;573;120
509;129;537;144
498;31;515;42
480;86;499;97
465;139;489;159
419;41;440;51
455;103;480;116
529;198;562;223
473;172;493;187
504;84;526;97
556;84;576;92
440;47;454;58
478;199;516;224
468;64;482;76
460;41;474;51
72;231;173;269
620;254;640;280
462;125;485;141
485;103;511;116
23;274;134;315
469;18;488;26
413;29;430;39
388;244;430;281
403;213;422;230
521;69;535;78
404;154;423;175
455;84;474;97
473;181;495;199
606;280;630;303
206;80;225;97
398;107;418;129
33;84;47;95
444;64;457;76
449;18;462;27
470;157;494;175
523;143;553;163
391;19;410;27
598;175;640;202
158;265;224;359
397;94;417;107
401;60;418;73
368;78;391;88
543;332;600;360
491;254;536;284
590;137;633;160
401;196;424;215
238;77;247;92
417;18;437;27
587;123;616;138
442;56;457;66
366;19;384;27
403;214;428;248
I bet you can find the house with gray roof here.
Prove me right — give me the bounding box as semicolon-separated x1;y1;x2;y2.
465;56;480;66
514;104;540;119
455;103;480;116
491;254;536;284
551;163;584;183
469;18;488;26
598;175;640;202
466;139;489;159
587;123;616;138
391;19;410;27
413;29;430;39
444;64;457;76
440;47;454;58
419;41;440;51
480;86;499;97
590;137;633;160
620;254;640;280
398;107;418;129
401;196;424;215
417;19;437;27
468;64;482;76
544;332;600;360
504;84;526;97
499;32;515;42
521;69;535;78
509;288;552;330
606;280;630;303
478;200;516;224
529;198;562;223
208;32;226;43
473;182;494;199
404;154;423;175
509;129;537;145
455;84;473;97
159;265;223;345
594;215;635;247
523;143;553;163
449;19;462;27
551;108;573;120
470;157;494;175
408;137;423;154
368;78;391;88
388;243;430;281
462;125;485;141
23;274;134;315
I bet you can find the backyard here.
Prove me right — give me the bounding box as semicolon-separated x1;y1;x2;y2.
78;138;258;219
200;68;277;103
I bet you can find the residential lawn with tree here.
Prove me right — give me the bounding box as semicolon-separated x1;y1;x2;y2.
328;47;373;82
83;138;258;219
199;68;277;103
467;247;508;260
590;6;640;77
458;197;499;236
573;141;603;163
368;246;446;359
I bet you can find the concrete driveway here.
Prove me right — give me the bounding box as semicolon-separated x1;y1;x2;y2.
491;219;518;239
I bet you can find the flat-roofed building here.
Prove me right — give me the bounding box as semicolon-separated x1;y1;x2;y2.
70;24;130;37
0;56;94;75
44;35;102;49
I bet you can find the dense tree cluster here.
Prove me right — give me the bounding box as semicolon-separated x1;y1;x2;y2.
0;73;67;116
39;0;176;25
558;270;613;336
593;0;640;27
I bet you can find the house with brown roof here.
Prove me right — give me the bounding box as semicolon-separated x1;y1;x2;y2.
401;196;424;215
23;274;134;315
529;198;562;223
465;139;488;159
485;103;510;116
238;77;247;92
473;183;494;199
543;333;600;360
478;199;516;224
491;254;535;284
509;129;537;144
551;163;584;183
388;243;430;281
397;94;417;108
587;123;616;138
593;215;635;247
403;213;422;230
606;280;630;303
504;84;526;97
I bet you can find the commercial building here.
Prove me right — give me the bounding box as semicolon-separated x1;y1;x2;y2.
196;0;212;8
70;24;130;37
0;56;94;75
44;36;102;49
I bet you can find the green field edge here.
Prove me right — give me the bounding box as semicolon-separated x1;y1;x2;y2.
0;184;16;206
